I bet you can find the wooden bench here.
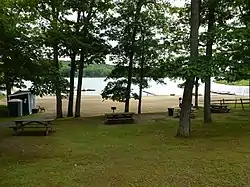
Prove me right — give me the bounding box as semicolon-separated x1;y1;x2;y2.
104;112;135;124
9;119;55;136
211;105;230;113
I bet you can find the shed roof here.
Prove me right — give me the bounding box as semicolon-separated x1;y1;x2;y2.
9;90;33;97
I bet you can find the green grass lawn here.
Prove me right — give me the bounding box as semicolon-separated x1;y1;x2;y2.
1;110;250;186
215;79;249;86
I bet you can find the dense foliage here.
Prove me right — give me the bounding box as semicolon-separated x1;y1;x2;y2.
100;0;167;113
1;0;250;127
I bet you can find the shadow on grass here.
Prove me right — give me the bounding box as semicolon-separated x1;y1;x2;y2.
190;109;250;139
13;130;56;137
0;105;9;118
1;109;250;140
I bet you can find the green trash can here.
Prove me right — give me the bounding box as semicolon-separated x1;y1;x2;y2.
168;108;174;116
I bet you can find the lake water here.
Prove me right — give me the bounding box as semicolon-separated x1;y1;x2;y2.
19;77;250;96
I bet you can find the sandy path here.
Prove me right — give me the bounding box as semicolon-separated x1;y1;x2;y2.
0;94;246;117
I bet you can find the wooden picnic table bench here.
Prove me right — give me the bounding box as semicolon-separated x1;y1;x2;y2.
9;118;55;136
173;108;196;119
210;104;230;113
104;112;135;124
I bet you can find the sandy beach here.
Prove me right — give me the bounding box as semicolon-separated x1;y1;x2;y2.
0;94;246;117
33;94;248;117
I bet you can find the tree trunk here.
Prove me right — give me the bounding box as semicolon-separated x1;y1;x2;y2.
177;0;200;137
138;84;143;114
125;56;133;113
52;0;62;118
75;54;84;117
138;32;145;114
67;10;81;117
125;3;143;113
194;77;199;108
54;46;63;118
6;84;11;100
204;77;212;123
204;0;215;123
67;54;76;117
4;73;11;100
177;78;195;137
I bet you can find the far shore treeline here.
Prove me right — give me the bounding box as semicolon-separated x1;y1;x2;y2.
60;61;114;78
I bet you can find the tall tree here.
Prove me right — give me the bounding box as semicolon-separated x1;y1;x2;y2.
138;28;145;114
0;0;40;98
0;0;70;103
177;0;200;137
52;0;63;118
204;0;216;123
36;0;68;118
74;0;112;117
124;0;144;112
61;2;82;117
101;0;166;112
217;0;250;89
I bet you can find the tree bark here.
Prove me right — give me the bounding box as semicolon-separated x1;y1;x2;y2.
125;54;134;113
204;0;215;123
177;0;200;137
67;10;81;117
6;84;11;100
177;78;195;137
204;77;212;123
67;54;76;117
125;2;143;113
54;46;63;118
138;31;145;114
4;73;11;100
138;81;143;114
52;0;63;118
75;54;84;117
194;77;199;108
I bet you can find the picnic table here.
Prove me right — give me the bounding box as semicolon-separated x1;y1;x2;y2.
210;104;230;113
173;108;196;119
9;118;55;136
104;112;135;124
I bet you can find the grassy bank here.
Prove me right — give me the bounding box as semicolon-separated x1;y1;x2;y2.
1;110;250;186
216;79;249;86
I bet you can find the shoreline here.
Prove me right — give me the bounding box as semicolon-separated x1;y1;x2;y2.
4;77;249;98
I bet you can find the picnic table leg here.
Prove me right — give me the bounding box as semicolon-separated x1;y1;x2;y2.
12;127;18;136
13;122;23;136
44;122;52;136
45;126;49;136
49;122;53;132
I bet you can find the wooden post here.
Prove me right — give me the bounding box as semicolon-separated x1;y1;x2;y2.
234;99;237;108
222;99;225;104
240;98;244;110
